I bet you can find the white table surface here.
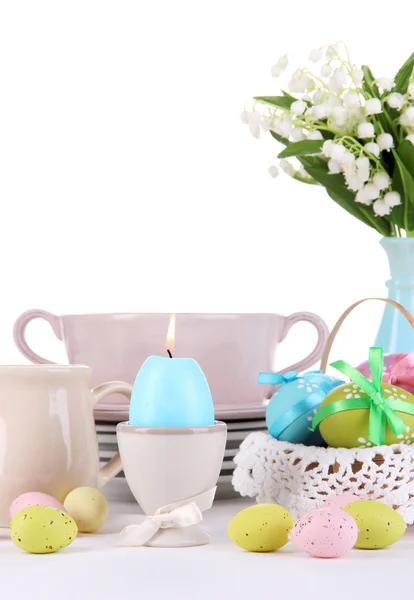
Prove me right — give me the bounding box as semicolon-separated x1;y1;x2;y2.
1;496;413;600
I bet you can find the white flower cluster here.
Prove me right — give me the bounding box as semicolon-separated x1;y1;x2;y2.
322;140;400;216
241;42;414;221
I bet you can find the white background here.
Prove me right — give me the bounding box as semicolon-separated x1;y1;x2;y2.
1;0;412;370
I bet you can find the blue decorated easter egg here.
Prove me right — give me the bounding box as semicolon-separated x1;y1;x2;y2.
303;372;344;395
260;371;343;446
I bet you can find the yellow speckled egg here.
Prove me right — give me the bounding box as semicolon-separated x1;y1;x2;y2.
228;504;294;552
10;506;78;554
64;487;108;533
316;382;414;448
342;500;406;549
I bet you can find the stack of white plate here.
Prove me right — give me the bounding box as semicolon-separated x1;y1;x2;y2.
96;412;267;501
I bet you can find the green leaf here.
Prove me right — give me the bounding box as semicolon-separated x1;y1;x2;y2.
292;172;319;186
254;95;294;110
278;140;323;158
319;128;335;140
270;130;289;145
299;156;392;236
394;52;414;94
392;151;414;233
281;90;297;101
298;156;353;197
397;139;414;180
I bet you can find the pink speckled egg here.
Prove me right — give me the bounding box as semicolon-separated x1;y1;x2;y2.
323;494;361;510
289;508;358;558
10;492;66;520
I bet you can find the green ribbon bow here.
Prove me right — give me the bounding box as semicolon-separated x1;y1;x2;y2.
311;347;414;446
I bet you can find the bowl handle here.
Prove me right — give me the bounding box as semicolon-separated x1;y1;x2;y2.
13;309;61;364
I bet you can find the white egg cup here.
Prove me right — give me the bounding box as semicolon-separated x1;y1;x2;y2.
116;421;227;547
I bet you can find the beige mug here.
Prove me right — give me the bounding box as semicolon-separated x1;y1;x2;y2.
0;365;132;526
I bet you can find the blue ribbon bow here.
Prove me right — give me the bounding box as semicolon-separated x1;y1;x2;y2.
258;370;323;386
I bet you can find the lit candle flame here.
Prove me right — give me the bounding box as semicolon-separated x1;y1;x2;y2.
166;313;176;354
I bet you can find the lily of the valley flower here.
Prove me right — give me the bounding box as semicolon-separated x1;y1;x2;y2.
291;128;305;141
322;140;334;157
364;142;380;157
333;68;347;86
248;111;262;138
355;183;380;205
268;165;279;178
345;172;364;191
356;157;370;183
341;152;356;171
365;98;382;115
240;110;250;124
330;143;347;161
309;49;322;63
376;77;395;91
321;64;332;77
384;191;401;207
271;55;288;78
351;68;363;86
373;172;391;190
308;130;323;140
291;100;307;115
377;133;394;151
279;159;295;176
373;199;391;216
400;106;414;126
358;122;375;138
386;92;405;110
343;92;361;107
328;159;342;173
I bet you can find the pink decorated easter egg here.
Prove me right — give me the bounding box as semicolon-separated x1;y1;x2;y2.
323;494;360;510
357;353;414;394
289;508;358;558
10;492;66;520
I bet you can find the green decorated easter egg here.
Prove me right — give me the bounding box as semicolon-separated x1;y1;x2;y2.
317;382;414;448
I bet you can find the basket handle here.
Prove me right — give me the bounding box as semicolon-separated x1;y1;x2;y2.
320;297;414;373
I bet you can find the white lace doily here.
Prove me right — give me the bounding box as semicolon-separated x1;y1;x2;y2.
232;432;414;524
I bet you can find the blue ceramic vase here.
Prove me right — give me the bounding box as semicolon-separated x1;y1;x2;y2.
374;237;414;353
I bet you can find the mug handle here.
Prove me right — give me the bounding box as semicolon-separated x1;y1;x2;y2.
279;312;329;373
91;381;133;488
13;309;61;364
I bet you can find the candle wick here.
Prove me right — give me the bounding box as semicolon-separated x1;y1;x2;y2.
167;349;173;358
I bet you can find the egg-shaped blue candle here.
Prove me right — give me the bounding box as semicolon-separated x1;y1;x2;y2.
129;315;215;427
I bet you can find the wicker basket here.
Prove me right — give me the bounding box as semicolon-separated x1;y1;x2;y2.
232;297;414;524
